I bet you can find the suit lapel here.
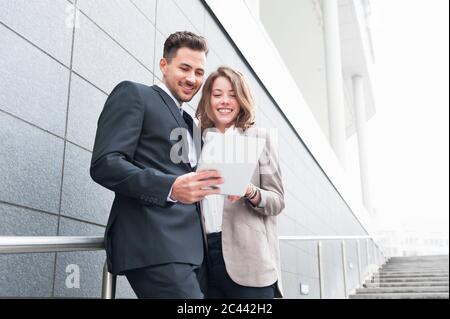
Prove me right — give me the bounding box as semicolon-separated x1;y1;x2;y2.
152;85;191;132
152;85;193;171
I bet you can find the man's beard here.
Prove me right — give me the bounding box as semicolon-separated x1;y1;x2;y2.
176;86;199;103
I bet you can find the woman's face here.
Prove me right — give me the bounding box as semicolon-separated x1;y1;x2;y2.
209;76;241;132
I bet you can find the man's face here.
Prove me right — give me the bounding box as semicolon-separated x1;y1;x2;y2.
160;47;206;103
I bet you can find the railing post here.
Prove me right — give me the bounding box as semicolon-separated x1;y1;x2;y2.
356;240;362;284
341;240;347;298
377;243;382;267
102;261;116;299
317;241;324;299
374;241;379;268
372;239;380;270
365;239;370;274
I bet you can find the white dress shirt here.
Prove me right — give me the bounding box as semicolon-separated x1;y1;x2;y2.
157;82;197;202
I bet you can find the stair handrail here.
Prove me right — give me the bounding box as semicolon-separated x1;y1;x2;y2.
1;234;386;299
0;236;115;299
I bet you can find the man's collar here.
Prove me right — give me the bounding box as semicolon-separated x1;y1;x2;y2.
157;81;182;108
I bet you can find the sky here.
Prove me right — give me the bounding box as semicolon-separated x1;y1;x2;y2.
366;0;449;234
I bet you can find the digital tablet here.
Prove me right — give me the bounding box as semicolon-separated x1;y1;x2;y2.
197;132;266;196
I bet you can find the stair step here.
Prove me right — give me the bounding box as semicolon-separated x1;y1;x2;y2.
386;261;449;264
387;264;449;266
351;256;449;299
368;277;449;283
364;282;449;288
382;269;449;272
383;262;448;265
389;256;448;262
388;260;448;262
383;265;449;268
379;271;449;276
378;274;449;278
380;267;449;272
374;273;449;278
383;262;449;265
356;287;449;294
349;292;449;299
383;264;449;267
387;256;447;258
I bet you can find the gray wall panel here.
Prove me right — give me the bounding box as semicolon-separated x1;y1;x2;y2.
131;0;157;25
53;217;136;298
60;143;113;226
280;271;298;299
54;217;106;298
0;25;70;137
72;13;153;94
172;0;206;35
0;113;64;213
153;29;165;83
0;0;74;66
77;0;156;70
204;13;238;66
0;203;58;297
156;0;199;37
66;74;107;151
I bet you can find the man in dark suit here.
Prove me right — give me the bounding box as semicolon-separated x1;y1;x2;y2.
90;31;222;298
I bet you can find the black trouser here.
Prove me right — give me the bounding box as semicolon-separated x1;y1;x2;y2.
124;262;206;299
206;232;276;299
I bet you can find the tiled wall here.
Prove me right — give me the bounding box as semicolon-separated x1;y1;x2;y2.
0;0;371;298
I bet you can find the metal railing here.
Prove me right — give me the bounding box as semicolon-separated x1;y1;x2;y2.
0;236;116;299
1;235;385;299
278;235;386;298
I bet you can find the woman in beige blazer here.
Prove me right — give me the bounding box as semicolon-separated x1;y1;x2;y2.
195;66;285;299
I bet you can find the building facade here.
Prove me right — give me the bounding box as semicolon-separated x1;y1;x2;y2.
0;0;383;298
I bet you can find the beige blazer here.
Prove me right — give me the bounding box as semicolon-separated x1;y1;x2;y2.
218;127;285;297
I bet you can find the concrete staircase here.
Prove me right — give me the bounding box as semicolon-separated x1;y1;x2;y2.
349;255;449;299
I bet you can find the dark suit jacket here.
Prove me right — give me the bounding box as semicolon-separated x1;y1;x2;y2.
90;81;204;275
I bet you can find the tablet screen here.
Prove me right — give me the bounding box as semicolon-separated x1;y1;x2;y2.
197;132;266;196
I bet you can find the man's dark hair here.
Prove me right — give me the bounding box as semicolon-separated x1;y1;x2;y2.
163;31;208;63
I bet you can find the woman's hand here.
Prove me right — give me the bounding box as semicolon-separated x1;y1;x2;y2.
227;195;241;203
226;184;254;203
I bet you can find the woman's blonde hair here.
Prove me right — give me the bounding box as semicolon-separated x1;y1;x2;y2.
195;66;255;131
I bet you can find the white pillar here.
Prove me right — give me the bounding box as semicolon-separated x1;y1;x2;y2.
323;0;347;167
352;75;373;213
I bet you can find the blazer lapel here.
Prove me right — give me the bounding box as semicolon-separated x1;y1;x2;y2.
152;85;191;132
152;85;193;171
